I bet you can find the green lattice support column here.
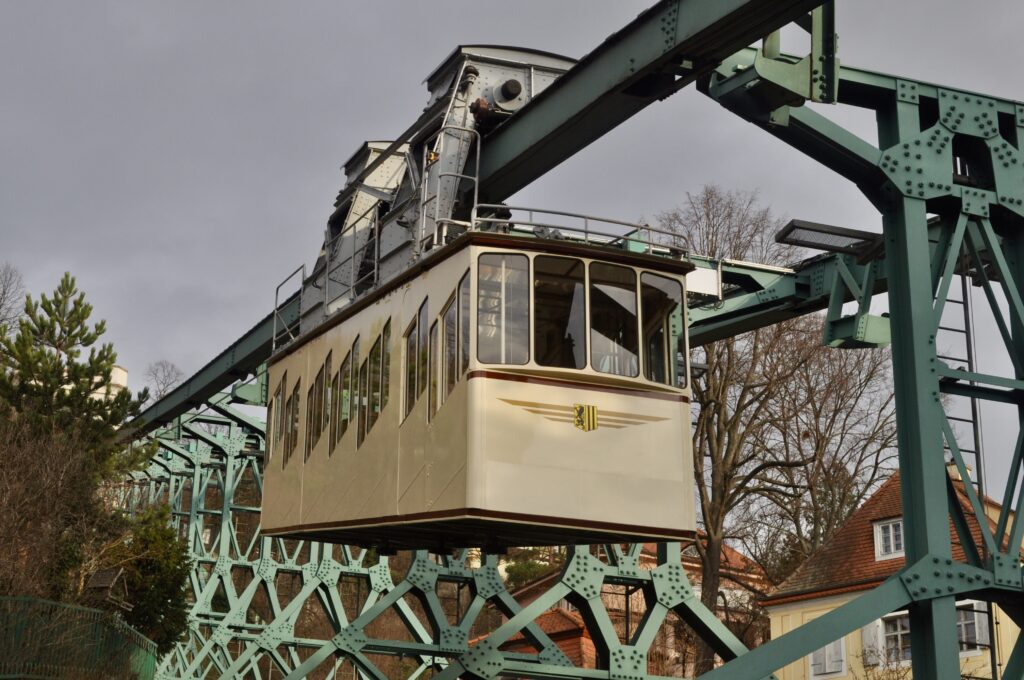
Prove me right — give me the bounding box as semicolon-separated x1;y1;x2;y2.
880;195;961;678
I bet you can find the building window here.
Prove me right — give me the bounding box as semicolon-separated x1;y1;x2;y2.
417;299;429;399
589;262;639;377
957;606;977;651
309;357;327;453
443;297;458;399
862;602;989;668
809;637;844;677
266;398;275;461
641;272;686;387
404;301;429;419
283;379;300;468
534;256;586;369
458;271;470;375
305;381;316;462
367;336;383;434
357;359;368;447
269;376;284;462
957;601;989;653
275;373;286;449
337;348;352;444
477;254;529;365
329;369;340;454
428;321;439;419
324;354;333;429
883;614;911;663
874;518;904;559
381;320;391;410
348;338;360;438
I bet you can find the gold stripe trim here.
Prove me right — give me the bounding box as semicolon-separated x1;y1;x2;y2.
501;398;573;412
525;408;577;417
599;416;667;425
600;410;670;422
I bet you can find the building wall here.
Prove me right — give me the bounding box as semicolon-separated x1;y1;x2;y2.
767;592;1020;679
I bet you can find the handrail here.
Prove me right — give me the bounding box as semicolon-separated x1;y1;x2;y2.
420;124;482;252
272;265;305;351
473;203;685;256
274;133;691;356
322;205;380;309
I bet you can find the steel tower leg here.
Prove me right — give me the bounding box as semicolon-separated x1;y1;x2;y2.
881;195;961;679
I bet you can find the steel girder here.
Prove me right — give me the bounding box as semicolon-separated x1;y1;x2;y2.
475;0;828;202
695;36;1024;680
686;252;888;348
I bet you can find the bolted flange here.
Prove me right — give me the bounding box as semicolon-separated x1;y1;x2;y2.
609;645;647;680
460;639;505;679
438;627;469;654
651;562;694;608
332;626;368;655
900;555;993;601
562;551;607;601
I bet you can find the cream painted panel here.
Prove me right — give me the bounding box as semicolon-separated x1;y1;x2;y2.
995;605;1021;673
262;347;307;531
469;374;692;533
297;331;334;524
425;387;469;513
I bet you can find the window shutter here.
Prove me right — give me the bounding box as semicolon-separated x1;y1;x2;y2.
810;647;826;675
861;621;881;666
826;638;844;673
977;607;991;648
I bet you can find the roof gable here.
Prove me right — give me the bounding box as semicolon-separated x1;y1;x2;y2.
761;472;1008;606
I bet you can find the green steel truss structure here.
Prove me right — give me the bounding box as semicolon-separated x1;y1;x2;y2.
123;383;765;679
126;1;1024;677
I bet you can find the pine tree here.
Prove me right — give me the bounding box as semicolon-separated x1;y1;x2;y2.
0;273;148;462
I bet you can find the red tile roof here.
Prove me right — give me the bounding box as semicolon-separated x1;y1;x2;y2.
761;473;1009;607
499;609;597;668
505;608;589;642
509;538;767;604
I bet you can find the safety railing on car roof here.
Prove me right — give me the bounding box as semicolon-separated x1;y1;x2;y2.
272;264;305;352
419;124;481;252
323;200;380;310
468;204;684;256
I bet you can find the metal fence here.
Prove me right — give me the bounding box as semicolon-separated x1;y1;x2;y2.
0;597;157;680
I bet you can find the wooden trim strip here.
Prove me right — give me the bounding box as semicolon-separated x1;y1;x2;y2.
471;370;690;403
264;506;694;541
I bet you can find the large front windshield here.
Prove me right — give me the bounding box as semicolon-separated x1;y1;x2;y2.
534;256;586;369
641;272;685;387
477;254;530;365
474;251;685;387
589;263;639;377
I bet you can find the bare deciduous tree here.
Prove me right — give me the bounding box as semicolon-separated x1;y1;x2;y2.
0;262;25;334
0;418;94;597
658;186;896;673
145;359;185;400
661;187;816;672
741;342;897;583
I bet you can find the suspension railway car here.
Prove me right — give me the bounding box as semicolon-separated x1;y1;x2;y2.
261;46;697;550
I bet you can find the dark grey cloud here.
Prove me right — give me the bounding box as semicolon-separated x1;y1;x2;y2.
2;1;1022;492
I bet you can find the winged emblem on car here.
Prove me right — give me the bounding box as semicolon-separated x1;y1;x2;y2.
499;399;669;432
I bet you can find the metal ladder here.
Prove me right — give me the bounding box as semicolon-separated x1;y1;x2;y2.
935;273;999;678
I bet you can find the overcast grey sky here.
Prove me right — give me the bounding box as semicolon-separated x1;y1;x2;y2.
2;1;1023;488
